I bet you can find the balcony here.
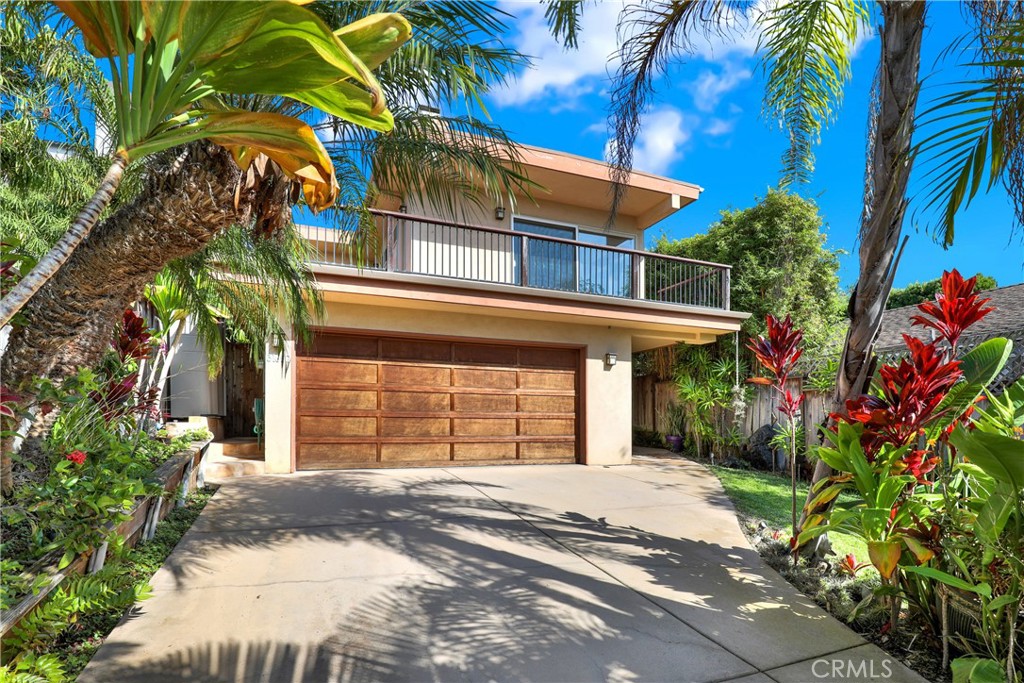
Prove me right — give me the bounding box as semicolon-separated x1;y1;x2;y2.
303;210;732;311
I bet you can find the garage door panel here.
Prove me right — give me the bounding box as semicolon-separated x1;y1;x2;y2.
520;441;576;460
454;418;517;436
519;394;575;413
520;418;576;436
382;391;449;412
453;343;518;366
382;338;451;362
453;368;517;389
298;443;377;468
453;393;516;413
299;388;376;412
298;360;376;385
454;443;516;460
302;334;378;359
519;370;575;391
381;443;450;462
296;333;580;469
299;416;376;438
382;364;450;386
382;417;449;437
519;346;578;369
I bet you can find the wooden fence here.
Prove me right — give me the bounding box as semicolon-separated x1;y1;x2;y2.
633;374;831;452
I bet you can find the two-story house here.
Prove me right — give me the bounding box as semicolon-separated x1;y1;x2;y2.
168;143;748;473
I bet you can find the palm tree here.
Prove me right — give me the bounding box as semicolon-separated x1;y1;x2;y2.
545;0;1022;550
0;0;410;328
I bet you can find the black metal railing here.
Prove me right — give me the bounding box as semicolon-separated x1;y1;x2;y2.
303;209;731;310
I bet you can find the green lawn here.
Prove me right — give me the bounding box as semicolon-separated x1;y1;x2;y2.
709;465;869;562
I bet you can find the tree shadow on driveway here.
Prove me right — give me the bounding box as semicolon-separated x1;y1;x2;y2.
79;466;880;683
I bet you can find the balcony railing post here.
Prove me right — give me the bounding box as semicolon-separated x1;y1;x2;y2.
520;235;529;287
385;216;396;272
630;252;641;300
722;267;730;310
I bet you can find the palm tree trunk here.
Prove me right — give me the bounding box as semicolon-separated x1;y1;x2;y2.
1;143;255;394
0;142;283;492
798;0;927;551
0;151;129;328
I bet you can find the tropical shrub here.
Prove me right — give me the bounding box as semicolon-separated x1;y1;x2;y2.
798;270;1021;680
748;314;806;549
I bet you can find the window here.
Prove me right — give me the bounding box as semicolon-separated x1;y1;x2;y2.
512;218;636;297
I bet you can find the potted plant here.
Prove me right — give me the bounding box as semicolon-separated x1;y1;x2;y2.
661;403;686;453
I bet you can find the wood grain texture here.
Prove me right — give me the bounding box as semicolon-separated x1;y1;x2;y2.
295;332;580;469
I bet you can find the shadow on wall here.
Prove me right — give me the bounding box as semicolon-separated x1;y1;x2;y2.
81;467;822;683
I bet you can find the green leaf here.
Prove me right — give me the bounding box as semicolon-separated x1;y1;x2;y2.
975;490;1015;543
58;549;76;570
951;657;1006;683
985;594;1019;612
334;13;412;71
903;566;992;597
930;339;1011;435
950;426;1024;490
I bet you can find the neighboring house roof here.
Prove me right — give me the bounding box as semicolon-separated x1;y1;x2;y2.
875;283;1024;353
875;282;1024;390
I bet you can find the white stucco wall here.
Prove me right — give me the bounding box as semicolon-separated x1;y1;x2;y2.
262;300;633;474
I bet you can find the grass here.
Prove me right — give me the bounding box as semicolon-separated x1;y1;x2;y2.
47;485;218;679
709;465;869;562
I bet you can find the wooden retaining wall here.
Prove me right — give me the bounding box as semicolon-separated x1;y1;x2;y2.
0;439;211;642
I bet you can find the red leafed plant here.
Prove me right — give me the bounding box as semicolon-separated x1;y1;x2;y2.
909;270;994;354
831;269;992;481
748;314;806;557
838;553;869;576
113;308;154;362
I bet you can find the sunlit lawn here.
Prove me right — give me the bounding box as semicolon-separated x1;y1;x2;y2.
709;465;869;562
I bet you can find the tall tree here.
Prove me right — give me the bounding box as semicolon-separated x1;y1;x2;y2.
653;189;844;353
886;273;998;309
0;1;409;328
545;0;1022;550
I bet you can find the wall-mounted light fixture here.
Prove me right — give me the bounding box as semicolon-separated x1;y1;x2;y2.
604;352;618;367
494;206;506;221
399;204;408;213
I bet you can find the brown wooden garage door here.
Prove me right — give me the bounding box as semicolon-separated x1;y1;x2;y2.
294;332;581;469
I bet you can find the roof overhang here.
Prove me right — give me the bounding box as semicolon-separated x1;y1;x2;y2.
514;144;703;231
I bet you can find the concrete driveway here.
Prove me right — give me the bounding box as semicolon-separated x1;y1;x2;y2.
80;457;925;683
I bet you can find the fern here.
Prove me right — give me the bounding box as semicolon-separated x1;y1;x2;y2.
0;654;65;683
2;568;150;660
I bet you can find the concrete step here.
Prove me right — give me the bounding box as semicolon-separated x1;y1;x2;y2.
219;437;263;458
203;454;266;481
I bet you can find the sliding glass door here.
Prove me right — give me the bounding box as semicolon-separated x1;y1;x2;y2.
512;218;635;297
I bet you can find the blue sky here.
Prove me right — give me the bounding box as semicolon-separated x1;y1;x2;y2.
470;1;1024;290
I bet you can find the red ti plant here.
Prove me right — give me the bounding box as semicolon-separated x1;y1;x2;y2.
831;269;992;483
748;314;805;551
113;308;154;362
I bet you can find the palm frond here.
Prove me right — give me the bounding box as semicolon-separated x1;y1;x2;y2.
165;225;324;376
322;108;538;221
912;17;1024;246
607;0;737;218
757;0;870;186
543;0;591;50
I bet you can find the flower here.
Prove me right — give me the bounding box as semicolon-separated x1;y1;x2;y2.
838;553;869;576
65;450;87;465
909;269;994;352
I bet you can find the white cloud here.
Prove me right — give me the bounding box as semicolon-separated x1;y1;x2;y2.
690;62;752;112
492;1;624;108
604;106;696;175
704;117;736;137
